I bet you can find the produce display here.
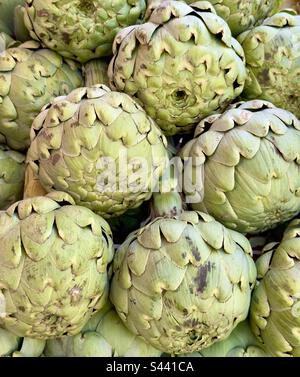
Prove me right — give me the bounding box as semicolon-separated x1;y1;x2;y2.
0;0;299;359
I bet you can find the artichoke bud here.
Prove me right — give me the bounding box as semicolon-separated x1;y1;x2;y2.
250;218;300;356
0;193;114;339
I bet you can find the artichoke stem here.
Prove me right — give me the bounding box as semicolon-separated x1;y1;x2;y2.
84;59;109;87
152;192;183;218
23;163;47;199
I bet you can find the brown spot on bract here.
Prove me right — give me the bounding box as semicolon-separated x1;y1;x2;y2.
37;10;49;17
194;262;211;294
260;68;270;84
52;154;60;165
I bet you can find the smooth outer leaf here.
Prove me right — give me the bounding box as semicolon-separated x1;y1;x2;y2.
250;219;300;357
180;99;300;234
108;0;247;136
0;193;114;339
110;210;256;355
26;85;169;219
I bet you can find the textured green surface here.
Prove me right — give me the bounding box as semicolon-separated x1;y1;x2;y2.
109;1;247;136
111;210;256;354
24;0;146;63
0;192;114;339
180;100;300;234
238;11;300;118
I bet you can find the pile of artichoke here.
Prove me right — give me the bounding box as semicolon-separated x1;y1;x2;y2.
0;0;299;358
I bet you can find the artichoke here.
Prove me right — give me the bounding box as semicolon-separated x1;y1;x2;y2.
110;200;257;355
250;219;300;356
26;85;169;219
0;1;26;37
238;11;300;119
108;0;247;136
0;40;83;150
0;327;45;357
0;192;114;339
23;0;147;64
180;100;300;235
184;1;282;36
44;303;161;357
0;145;25;210
185;321;270;357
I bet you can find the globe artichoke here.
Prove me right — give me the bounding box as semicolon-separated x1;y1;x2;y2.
183;0;282;36
250;219;300;356
44;303;161;357
110;197;257;354
0;145;25;210
185;321;270;357
108;0;247;136
26;85;169;219
0;327;45;357
0;192;114;339
180;100;300;235
238;11;300;119
23;0;147;64
0;40;83;150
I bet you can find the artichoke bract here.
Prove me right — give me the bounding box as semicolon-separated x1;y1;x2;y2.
108;0;247;136
238;11;300;119
24;0;147;64
0;145;25;210
185;321;269;357
0;40;83;150
110;209;256;354
184;0;282;36
26;85;169;219
250;219;300;357
180;100;300;234
0;327;45;357
0;192;114;339
44;303;161;357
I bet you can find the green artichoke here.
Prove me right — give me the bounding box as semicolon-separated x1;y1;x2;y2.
0;327;45;357
185;321;269;357
44;303;161;357
110;208;257;354
184;0;282;36
0;192;114;339
108;0;247;136
26;85;169;219
238;11;300;119
24;0;147;64
0;145;25;210
180;100;300;235
250;219;300;356
0;40;83;150
0;1;26;37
